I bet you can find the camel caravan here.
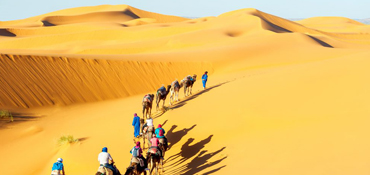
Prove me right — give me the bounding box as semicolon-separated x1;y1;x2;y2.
141;74;197;119
92;74;199;175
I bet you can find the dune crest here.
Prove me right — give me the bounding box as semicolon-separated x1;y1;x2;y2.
0;54;212;108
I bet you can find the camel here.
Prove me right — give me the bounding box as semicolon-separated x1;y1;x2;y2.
182;74;197;97
158;138;168;158
96;163;121;175
169;80;181;105
142;94;154;119
124;162;147;175
142;125;155;150
146;151;163;175
156;85;171;110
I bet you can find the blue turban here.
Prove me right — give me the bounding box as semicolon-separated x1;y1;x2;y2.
102;147;108;152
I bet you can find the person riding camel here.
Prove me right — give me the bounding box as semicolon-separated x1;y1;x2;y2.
142;117;154;134
51;158;65;175
98;147;119;174
130;141;147;168
155;124;168;147
149;133;162;158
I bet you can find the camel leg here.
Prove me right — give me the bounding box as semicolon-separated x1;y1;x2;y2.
161;158;164;173
142;104;146;120
169;91;172;106
156;94;159;111
176;91;179;101
155;161;158;175
143;133;146;150
150;158;154;175
149;106;152;118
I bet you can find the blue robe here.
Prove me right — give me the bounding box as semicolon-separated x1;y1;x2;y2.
202;74;208;88
132;116;141;137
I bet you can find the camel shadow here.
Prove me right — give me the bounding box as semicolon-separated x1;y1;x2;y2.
169;148;227;175
165;135;213;167
170;81;229;110
151;81;229;119
166;124;197;150
164;135;227;175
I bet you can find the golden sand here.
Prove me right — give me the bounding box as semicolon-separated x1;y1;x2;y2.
0;5;369;175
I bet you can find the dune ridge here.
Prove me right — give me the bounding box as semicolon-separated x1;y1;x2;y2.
0;54;212;108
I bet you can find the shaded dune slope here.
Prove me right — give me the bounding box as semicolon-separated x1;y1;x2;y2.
0;54;212;108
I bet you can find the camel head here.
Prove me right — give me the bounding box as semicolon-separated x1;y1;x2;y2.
192;74;197;80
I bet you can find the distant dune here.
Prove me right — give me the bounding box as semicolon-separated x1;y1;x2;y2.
356;18;370;24
1;6;370;108
1;5;370;175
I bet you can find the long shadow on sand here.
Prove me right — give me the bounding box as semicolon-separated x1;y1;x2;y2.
0;112;42;129
164;135;227;175
152;81;229;119
166;124;197;150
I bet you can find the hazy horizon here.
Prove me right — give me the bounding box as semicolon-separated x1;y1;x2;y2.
0;0;369;21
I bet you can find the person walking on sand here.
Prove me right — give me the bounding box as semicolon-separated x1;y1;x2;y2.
132;113;141;138
202;71;208;89
51;158;65;175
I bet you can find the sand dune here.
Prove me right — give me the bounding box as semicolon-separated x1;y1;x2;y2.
297;17;367;32
0;54;213;108
1;4;370;175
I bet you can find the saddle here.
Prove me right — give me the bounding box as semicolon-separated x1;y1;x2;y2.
143;95;152;103
131;157;144;167
143;126;154;133
97;165;114;175
149;148;158;154
157;86;166;96
172;80;179;88
51;170;61;175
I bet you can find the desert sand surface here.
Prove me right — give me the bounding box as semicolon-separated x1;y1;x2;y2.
1;4;370;175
